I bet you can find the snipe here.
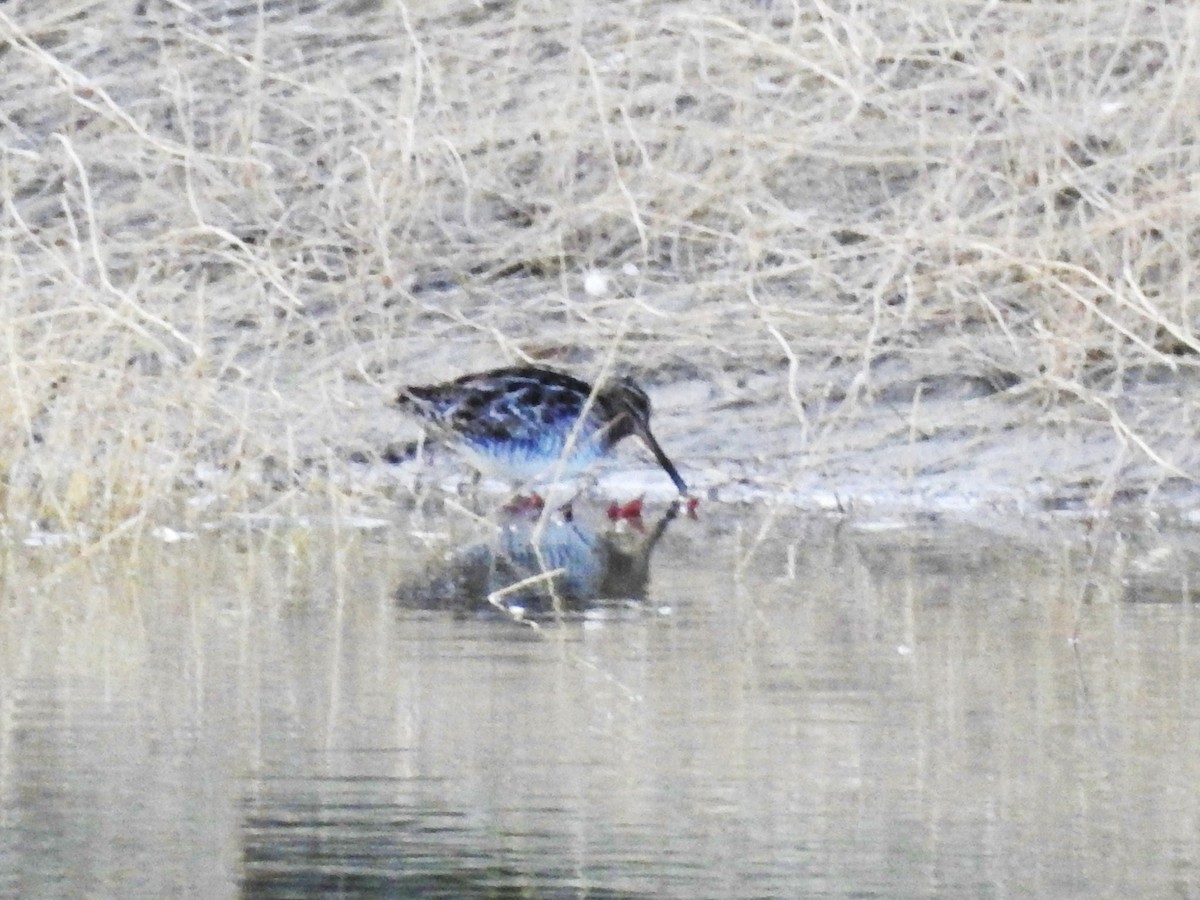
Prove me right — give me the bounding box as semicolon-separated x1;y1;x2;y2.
395;365;687;494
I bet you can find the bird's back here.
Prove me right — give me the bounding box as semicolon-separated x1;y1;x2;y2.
396;367;618;478
397;367;594;437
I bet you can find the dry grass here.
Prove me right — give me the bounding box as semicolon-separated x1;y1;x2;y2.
2;0;1200;529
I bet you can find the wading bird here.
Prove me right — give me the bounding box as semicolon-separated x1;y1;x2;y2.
395;365;688;498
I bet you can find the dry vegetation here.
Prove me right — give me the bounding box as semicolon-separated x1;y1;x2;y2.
2;0;1200;530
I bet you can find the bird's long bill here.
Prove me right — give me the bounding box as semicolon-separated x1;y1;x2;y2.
635;423;688;494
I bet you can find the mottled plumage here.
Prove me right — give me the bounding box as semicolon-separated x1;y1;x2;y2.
395;365;687;493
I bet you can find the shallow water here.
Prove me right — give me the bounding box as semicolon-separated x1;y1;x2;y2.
2;508;1200;898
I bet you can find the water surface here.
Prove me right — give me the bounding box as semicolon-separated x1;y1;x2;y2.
2;509;1199;898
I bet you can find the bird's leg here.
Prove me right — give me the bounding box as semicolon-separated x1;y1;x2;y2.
501;492;545;515
607;495;645;525
457;468;486;515
556;487;583;521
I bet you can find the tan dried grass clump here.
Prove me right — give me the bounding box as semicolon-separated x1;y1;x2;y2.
1;0;1199;529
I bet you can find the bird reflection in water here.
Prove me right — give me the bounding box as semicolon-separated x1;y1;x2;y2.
395;503;681;618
